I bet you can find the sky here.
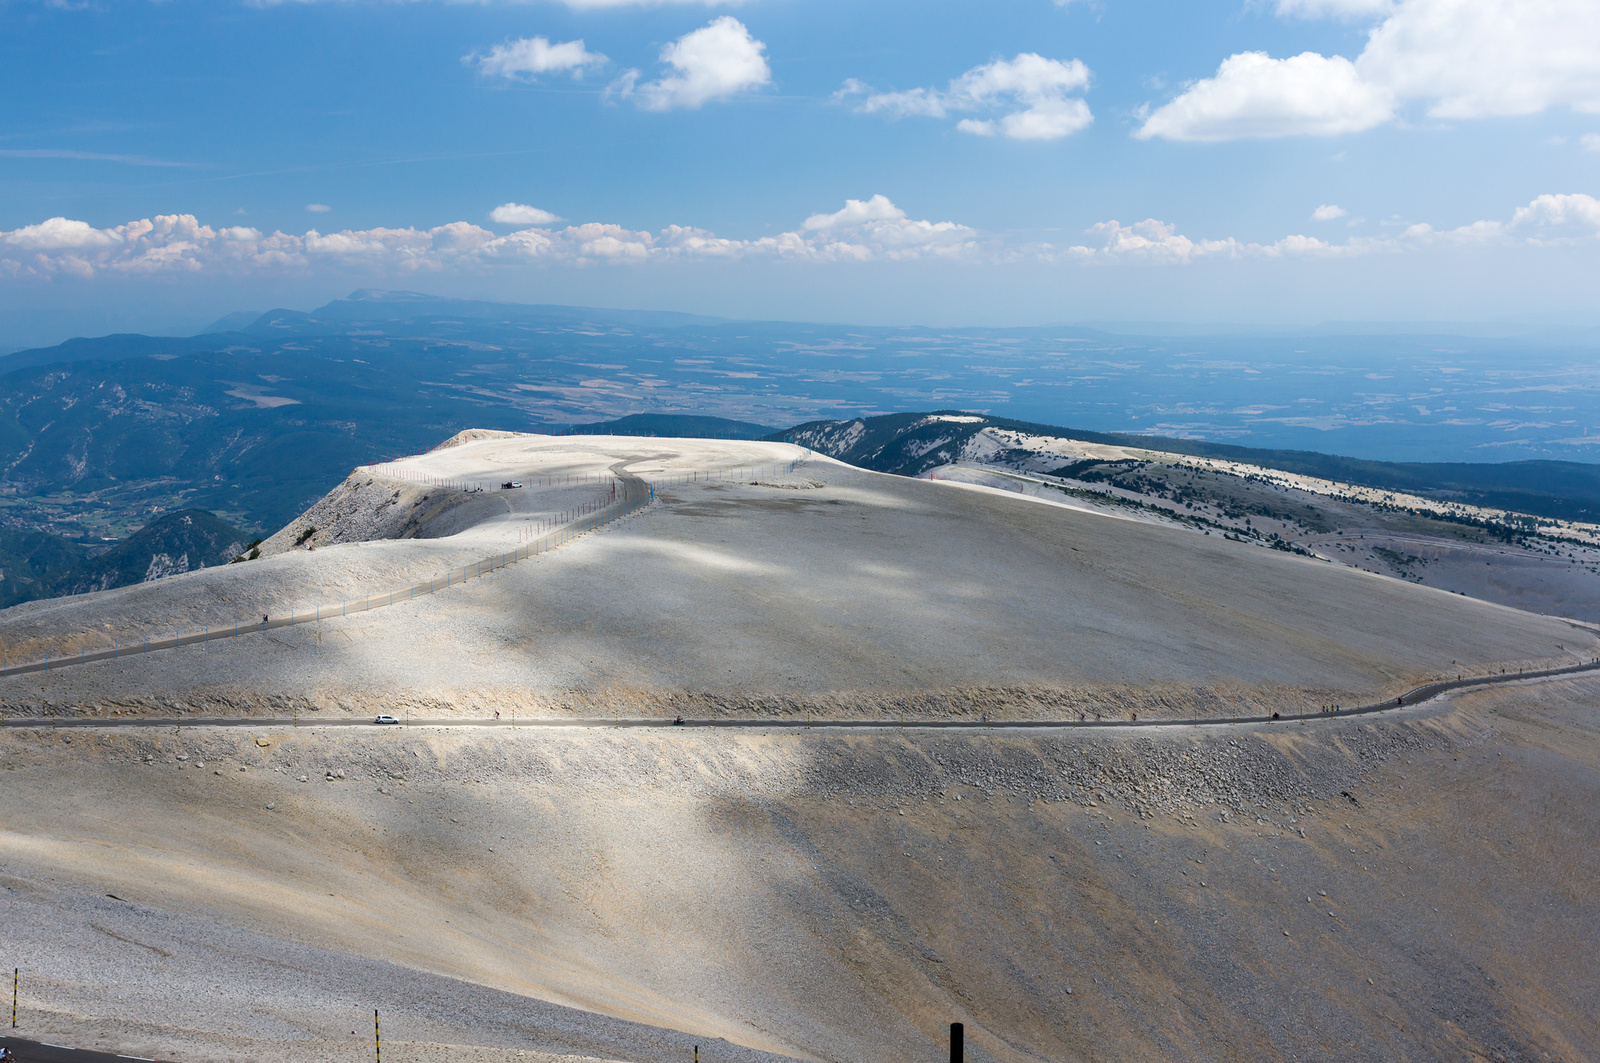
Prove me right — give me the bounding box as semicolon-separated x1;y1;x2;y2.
1;0;1598;341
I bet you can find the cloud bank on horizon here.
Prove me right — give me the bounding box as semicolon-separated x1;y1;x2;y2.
5;192;1596;280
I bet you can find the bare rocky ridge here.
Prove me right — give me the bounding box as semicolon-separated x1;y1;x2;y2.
0;434;1590;723
1;432;1597;1062
256;474;478;557
895;421;1600;622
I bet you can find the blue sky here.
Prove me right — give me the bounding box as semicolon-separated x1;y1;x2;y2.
1;0;1597;339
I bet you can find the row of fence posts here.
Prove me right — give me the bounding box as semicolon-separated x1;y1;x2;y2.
365;461;485;494
11;985;905;1063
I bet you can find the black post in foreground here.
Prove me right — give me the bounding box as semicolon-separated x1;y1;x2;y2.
950;1022;963;1063
374;1009;381;1063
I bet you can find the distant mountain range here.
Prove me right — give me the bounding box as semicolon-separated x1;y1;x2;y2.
0;509;249;609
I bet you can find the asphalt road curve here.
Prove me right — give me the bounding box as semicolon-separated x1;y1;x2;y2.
0;1037;161;1063
3;659;1596;733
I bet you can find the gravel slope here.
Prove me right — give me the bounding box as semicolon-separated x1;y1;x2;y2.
1;676;1596;1062
0;434;1589;722
1;433;1596;1062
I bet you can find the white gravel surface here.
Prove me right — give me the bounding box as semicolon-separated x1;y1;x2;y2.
2;677;1597;1063
6;433;1598;1063
0;433;1590;722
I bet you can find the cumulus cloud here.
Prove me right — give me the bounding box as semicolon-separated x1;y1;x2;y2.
801;195;908;231
2;217;122;253
1312;204;1348;220
1360;0;1600;118
1509;192;1600;242
490;203;562;226
1077;219;1245;262
845;53;1093;141
1141;0;1600;140
471;36;607;80
797;194;976;259
1136;52;1394;140
609;17;769;110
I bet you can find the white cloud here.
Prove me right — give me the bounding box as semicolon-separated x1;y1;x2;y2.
2;217;122;252
1312;204;1348;220
610;16;769;111
1066;192;1600;262
1142;0;1600;140
847;53;1093;141
471;36;607;80
543;0;744;6
1510;192;1600;241
258;0;739;7
796;195;977;260
1274;0;1392;17
1582;133;1600;151
801;194;907;231
1065;217;1397;261
490;203;562;226
1359;0;1600;119
1079;219;1246;263
1136;52;1394;141
0;148;184;167
306;203;332;213
852;86;948;119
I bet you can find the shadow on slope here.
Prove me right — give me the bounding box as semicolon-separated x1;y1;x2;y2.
0;680;1595;1062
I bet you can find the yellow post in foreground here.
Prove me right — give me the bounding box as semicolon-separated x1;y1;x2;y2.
374;1008;381;1063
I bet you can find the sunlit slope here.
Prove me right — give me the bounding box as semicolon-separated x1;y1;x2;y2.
0;433;1590;720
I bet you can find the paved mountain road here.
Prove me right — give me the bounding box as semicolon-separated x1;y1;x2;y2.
6;659;1595;734
0;1037;158;1063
